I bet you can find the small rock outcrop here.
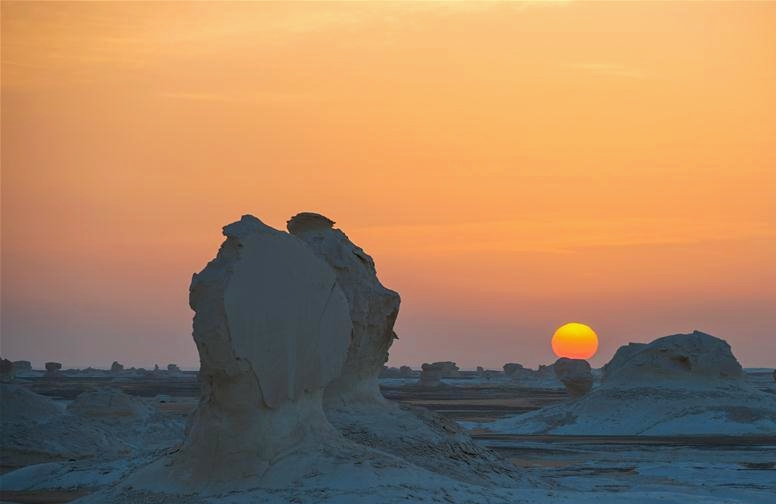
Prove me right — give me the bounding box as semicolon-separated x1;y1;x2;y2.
419;361;459;387
110;361;124;373
553;358;593;398
288;212;400;405
399;365;414;378
68;387;152;419
44;362;62;377
0;359;15;382
13;360;32;372
166;363;181;374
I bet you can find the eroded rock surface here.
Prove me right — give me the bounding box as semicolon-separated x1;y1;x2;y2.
288;212;400;405
125;215;352;493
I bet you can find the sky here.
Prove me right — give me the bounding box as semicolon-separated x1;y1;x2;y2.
2;1;775;370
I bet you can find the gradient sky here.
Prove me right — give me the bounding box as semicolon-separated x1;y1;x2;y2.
2;1;775;370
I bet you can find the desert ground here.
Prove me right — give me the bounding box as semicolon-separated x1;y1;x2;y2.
2;367;774;504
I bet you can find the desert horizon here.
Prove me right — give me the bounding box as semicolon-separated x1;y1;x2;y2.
2;1;775;503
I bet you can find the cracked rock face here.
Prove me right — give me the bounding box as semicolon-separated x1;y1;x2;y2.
288;212;400;405
553;358;593;398
162;215;352;489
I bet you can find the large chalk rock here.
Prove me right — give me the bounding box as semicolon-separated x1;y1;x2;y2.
603;330;743;385
553;358;593;398
129;215;352;492
419;361;458;387
288;212;400;405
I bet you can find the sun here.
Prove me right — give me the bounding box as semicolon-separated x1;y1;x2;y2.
551;322;599;360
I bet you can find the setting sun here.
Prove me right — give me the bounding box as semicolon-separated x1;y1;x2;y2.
551;323;599;360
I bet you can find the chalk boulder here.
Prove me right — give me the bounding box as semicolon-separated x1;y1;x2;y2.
603;330;743;385
553;358;593;398
288;212;400;405
130;215;352;492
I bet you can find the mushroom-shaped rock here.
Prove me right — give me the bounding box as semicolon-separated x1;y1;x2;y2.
287;212;400;405
419;363;445;387
128;215;352;492
603;331;743;386
44;362;62;377
553;358;593;398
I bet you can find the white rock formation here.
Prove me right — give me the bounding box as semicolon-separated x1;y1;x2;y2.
123;215;352;493
288;212;400;405
481;331;776;436
419;361;459;386
289;214;518;486
553;358;593;398
603;330;743;385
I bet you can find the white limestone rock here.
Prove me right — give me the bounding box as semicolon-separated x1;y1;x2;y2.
603;330;743;385
553;358;593;398
288;212;400;405
122;215;353;493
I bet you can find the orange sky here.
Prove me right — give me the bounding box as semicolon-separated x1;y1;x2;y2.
2;1;775;370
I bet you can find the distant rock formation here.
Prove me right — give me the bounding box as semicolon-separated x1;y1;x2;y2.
288;212;400;405
44;362;62;377
110;361;124;373
399;365;415;378
419;361;459;387
13;360;32;373
483;331;776;436
603;330;743;385
553;358;593;398
126;215;352;492
166;363;181;373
